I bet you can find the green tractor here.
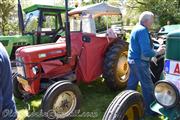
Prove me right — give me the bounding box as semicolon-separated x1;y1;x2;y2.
0;0;72;60
103;30;180;120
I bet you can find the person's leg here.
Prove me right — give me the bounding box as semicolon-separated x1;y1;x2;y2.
127;62;139;90
136;61;155;115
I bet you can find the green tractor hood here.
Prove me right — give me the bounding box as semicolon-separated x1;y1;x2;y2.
0;35;33;58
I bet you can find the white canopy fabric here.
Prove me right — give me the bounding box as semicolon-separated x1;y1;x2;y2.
69;2;121;17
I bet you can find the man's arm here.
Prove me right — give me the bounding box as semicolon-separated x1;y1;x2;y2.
138;29;156;57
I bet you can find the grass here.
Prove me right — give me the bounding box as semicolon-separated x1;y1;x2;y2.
16;78;164;120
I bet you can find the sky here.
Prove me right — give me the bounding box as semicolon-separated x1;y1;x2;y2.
31;0;55;5
29;0;125;13
31;0;83;6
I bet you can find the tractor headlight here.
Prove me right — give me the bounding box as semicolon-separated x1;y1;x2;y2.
16;57;26;77
17;66;25;77
32;66;39;75
154;80;179;108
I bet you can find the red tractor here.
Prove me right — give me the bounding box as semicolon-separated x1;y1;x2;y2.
14;1;129;119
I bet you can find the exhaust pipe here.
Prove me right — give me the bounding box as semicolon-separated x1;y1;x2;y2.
18;0;25;34
65;0;71;63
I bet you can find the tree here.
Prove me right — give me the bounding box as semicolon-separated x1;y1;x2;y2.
125;0;180;27
0;0;16;35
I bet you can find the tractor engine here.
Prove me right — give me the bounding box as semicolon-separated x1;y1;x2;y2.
15;42;76;94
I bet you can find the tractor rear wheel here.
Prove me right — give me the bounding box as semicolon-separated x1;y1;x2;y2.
42;81;82;120
103;40;129;91
103;90;144;120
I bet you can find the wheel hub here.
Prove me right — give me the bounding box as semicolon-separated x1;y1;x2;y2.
60;99;71;110
117;55;128;75
53;91;77;118
116;51;130;82
123;104;141;120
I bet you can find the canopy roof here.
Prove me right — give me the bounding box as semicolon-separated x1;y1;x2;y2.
24;4;74;14
69;2;121;17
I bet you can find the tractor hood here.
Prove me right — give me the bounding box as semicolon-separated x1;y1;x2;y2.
0;35;22;46
166;30;180;61
0;35;33;55
16;42;66;63
159;24;180;35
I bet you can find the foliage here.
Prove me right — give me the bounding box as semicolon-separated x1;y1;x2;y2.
0;0;16;35
95;15;122;33
25;19;38;33
125;0;180;28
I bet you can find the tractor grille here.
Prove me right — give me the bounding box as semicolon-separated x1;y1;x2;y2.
13;42;27;46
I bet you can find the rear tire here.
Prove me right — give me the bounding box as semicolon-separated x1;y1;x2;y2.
103;90;144;120
42;81;82;120
103;40;129;91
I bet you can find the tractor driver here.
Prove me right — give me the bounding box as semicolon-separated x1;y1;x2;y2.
0;42;17;119
127;11;165;116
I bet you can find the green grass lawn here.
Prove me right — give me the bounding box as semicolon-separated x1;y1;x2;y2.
16;78;164;120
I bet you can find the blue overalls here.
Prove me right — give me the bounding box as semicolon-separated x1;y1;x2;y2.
127;24;157;115
0;43;17;119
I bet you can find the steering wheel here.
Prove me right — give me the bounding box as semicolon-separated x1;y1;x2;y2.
52;28;65;42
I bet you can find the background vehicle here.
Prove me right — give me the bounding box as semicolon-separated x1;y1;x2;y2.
151;30;180;120
103;29;180;120
150;24;180;83
13;2;129;119
0;0;72;60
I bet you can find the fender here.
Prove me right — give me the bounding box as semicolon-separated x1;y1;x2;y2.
151;102;180;120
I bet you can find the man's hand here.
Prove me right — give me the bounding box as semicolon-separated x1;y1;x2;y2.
157;45;166;55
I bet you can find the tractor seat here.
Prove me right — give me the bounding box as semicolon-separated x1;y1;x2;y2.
96;28;117;38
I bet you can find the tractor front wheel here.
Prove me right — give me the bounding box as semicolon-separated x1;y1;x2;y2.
13;73;24;99
103;90;144;120
103;40;129;91
42;81;82;120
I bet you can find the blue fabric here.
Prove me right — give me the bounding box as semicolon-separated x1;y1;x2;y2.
0;43;17;119
128;24;156;61
127;60;155;115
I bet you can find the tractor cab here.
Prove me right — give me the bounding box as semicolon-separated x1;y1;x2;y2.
23;5;71;44
68;2;123;39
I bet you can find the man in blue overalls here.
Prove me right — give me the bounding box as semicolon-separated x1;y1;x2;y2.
0;43;17;119
127;11;165;116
